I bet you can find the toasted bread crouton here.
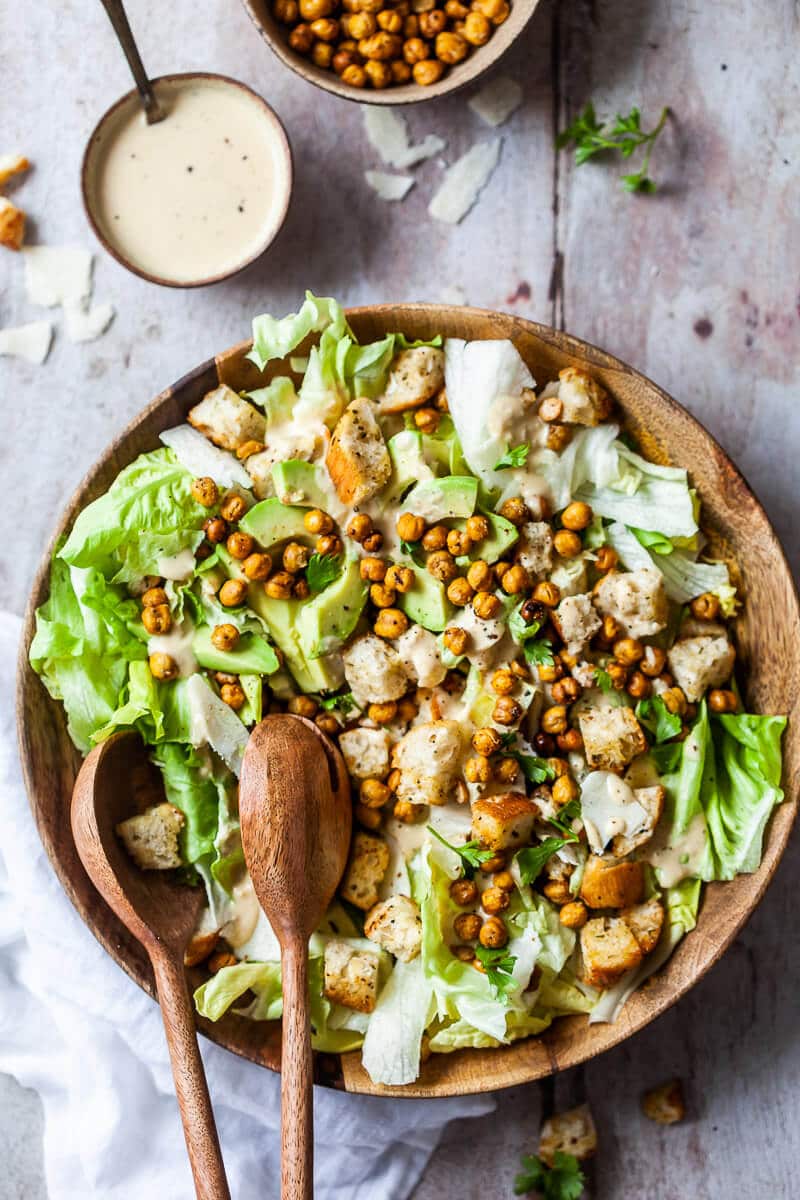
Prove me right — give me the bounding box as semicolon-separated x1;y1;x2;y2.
642;1079;686;1125
339;832;390;911
579;705;647;771
621;896;664;956
594;567;668;639
553;592;602;658
326;397;391;505
471;792;538;851
116;802;184;870
611;785;665;857
393;720;463;806
515;521;553;579
378;346;445;413
0;197;25;251
0;153;30;187
541;367;611;427
580;915;643;986
364;894;422;962
323;938;381;1012
338;727;393;781
342;633;409;708
539;1103;598;1166
580;855;645;909
667;635;736;703
184;930;221;967
188;385;266;453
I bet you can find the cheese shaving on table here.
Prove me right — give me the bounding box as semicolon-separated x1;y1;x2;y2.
0;320;53;364
22;245;93;307
468;76;523;127
364;171;415;201
0;153;31;186
362;107;446;169
429;139;502;225
63;299;115;343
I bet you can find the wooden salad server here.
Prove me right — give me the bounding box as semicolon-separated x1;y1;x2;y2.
71;731;230;1200
238;715;352;1200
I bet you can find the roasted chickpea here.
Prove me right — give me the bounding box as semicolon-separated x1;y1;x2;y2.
547;424;573;453
547;757;569;779
355;803;383;831
362;531;384;552
243;551;272;581
311;15;339;38
511;660;530;680
553;529;582;559
220;493;247;522
661;686;688;716
374;608;409;639
149;652;178;681
494;757;519;784
603;661;627;690
356;558;384;586
472;726;502;756
498;497;530;527
489;872;514;895
538;395;563;423
419;7;447;36
211;623;240;652
368;700;398;724
264;571;294;600
142;585;168;608
534;580;561;607
394;798;425;823
691;592;721;621
435;29;468;61
493;696;523;726
316;534;342;558
462;516;488;545
444;529;470;558
360;778;393;808
491;1;510;23
639;645;666;677
390;58;413;82
427;550;458;582
191;476;219;507
359;30;402;57
454;912;483;941
414;406;440;433
274;0;299;21
491;668;515;695
306;509;335;536
370;582;397;608
220;682;246;710
462;9;490;42
534;731;556;756
311;40;334;66
386;768;402;792
462;562;490;594
561;501;593;531
299;0;334;17
480;850;507;875
482;886;510;915
288;694;319;718
225;531;253;561
464;755;492;784
543;878;571;905
472;591;501;619
595;546;619;573
450;878;479;906
214;671;238;686
600;613;620;643
473;0;503;17
315;713;341;735
412;56;444;83
341;62;368;85
479;916;508;948
397;512;426;542
333;47;361;73
203;516;229;544
541;704;568;734
377;7;403;30
403;34;430;62
385;564;414;593
403;12;420;34
236;439;265;461
627;671;651;700
218;579;247;608
709;688;738;714
347;9;377;36
613;637;644;665
293;579;310;599
445;0;469;14
551;676;581;704
559;900;588;930
552;774;580;808
557;728;583;753
501;564;530;595
537;662;561;684
447;577;474;606
141;604;172;635
422;524;449;552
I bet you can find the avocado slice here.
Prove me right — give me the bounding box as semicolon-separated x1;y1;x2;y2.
193;626;280;676
402;476;478;522
384;431;435;505
240;497;310;548
399;568;453;633
453;511;519;564
248;588;344;693
271;460;330;511
296;557;368;659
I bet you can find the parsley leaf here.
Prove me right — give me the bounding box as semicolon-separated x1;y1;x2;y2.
428;827;495;879
494;443;531;471
557;101;669;194
319;691;356;714
514;1151;586;1199
637;695;682;743
651;741;683;773
305;553;341;593
498;730;518;749
593;667;615;694
523;638;555;668
516;837;567;885
513;753;557;785
474;944;517;1003
400;540;426;567
548;796;581;842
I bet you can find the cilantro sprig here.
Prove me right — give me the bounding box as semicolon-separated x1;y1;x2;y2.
557;102;670;193
494;443;530;471
514;1150;586;1199
524;638;555;668
428;827;494;879
636;695;682;743
305;553;341;593
547;796;581;842
474;944;517;1003
516;838;568;885
593;667;615;694
513;754;557;785
319;691;356;714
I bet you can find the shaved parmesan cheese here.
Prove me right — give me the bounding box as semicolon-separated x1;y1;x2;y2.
429;139;502;225
187;674;249;776
395;134;447;169
63;299;115;343
0;320;53;364
362;107;446;169
579;771;650;854
160;424;253;490
0;153;30;186
22;246;93;308
468;77;523;127
365;171;415;201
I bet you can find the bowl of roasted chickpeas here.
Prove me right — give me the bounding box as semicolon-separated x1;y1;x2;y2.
240;0;542;102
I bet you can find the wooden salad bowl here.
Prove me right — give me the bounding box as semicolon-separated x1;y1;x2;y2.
17;306;800;1098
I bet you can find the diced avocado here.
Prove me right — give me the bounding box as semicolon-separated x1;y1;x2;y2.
297;557;368;659
399;568;453;633
239;497;310;548
421;416;468;477
271;460;331;511
192;626;279;676
402;476;478;522
452;511;519;564
248;588;344;693
383;431;435;505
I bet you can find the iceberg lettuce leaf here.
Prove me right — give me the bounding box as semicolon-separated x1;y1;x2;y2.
248;292;350;371
577;444;698;538
361;956;433;1085
605;521;736;611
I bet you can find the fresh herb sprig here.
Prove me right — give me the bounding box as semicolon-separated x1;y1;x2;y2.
475;944;517;1003
494;443;531;471
400;540;426;567
524;638;555;668
637;694;682;743
514;1150;586;1199
547;796;581;842
593;667;615;695
306;553;341;593
516;837;569;885
319;691;356;714
557;102;670;193
428;827;495;878
514;754;557;785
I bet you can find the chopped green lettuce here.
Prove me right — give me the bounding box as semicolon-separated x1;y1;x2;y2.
605;521;737;612
577;444;698;539
248;292;350;371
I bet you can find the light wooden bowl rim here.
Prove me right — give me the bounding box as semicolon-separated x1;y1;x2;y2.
17;304;800;1098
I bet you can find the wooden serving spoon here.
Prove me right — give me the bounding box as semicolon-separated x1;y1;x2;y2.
71;730;230;1200
238;715;352;1200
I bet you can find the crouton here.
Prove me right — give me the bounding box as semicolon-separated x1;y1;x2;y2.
553;592;602;658
116;802;185;870
611;785;665;857
364;894;422;962
339;832;390;911
0;196;25;251
642;1079;686;1125
395;625;447;689
378;346;445;414
323;938;381;1012
578;706;648;771
0;153;30;187
338;727;393;781
541;366;611;427
188;385;266;453
393;720;463;806
342;633;409;708
184;930;221;967
580;916;643;986
667;635;736;703
580;855;645;909
621;896;664;956
539;1104;598;1166
593;567;668;638
471;792;539;851
515;521;553;579
326;397;391;505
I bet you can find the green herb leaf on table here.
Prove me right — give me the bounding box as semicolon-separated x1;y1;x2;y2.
514;1151;586;1199
637;695;682;743
319;691;356;714
400;540;426;567
523;638;555;668
474;944;517;1004
494;443;531;471
428;826;495;879
556;101;669;194
516;837;568;885
305;553;341;593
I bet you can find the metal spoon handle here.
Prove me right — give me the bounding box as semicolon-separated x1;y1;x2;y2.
98;0;165;123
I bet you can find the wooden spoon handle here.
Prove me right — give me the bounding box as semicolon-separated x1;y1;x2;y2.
151;952;231;1200
281;937;314;1199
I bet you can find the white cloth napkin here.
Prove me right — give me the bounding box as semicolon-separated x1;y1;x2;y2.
0;613;494;1199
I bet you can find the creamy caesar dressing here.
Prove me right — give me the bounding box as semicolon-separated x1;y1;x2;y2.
646;812;709;887
457;604;506;671
148;618;197;677
87;77;290;283
395;626;446;689
580;771;650;854
157;547;196;581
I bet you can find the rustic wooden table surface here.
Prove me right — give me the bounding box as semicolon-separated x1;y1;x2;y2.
2;0;798;1195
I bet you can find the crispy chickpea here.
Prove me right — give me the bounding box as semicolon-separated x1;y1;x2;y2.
547;424;573;453
445;529;471;558
495;561;511;582
552;774;580;808
394;798;425;823
553;529;582;559
435;29;468;61
501;564;530;595
274;0;299;21
390;58;413;82
333;47;361;73
359;557;386;584
386;768;402;792
639;645;666;677
498;496;530;527
311;40;334;66
473;0;503;16
215;671;238;686
491;0;510;23
469;591;500;621
347;9;377;36
341;62;368;85
265;571;294;600
299;0;334;17
370;582;397;608
661;686;688;716
361;778;393;808
491;668;515;695
385;564;414;593
541;704;568;734
141;604;172;635
511;660;529;680
403;12;420;34
220;682;246;710
397;696;418;723
226;531;254;561
466;561;494;592
557;728;583;753
220;493;247;522
211;623;240;652
315;713;341;735
691;592;721;620
480;850;507;875
709;688;738;714
462;9;490;42
419;8;447;36
479;916;508;948
534;580;561;607
561;501;593;531
377;7;403;30
310;15;340;38
547;757;569;779
236;439;265;461
397;512;426;542
414;406;440;433
472;726;501;756
306;509;335;536
551;676;581;704
315;534;341;558
403;34;429;62
454;912;483;941
462;515;488;544
450;878;479;906
218;579;247;608
355;803;382;831
288;695;319;718
543;878;571;905
559;900;588;930
534;731;556;756
368;700;398;724
494;757;519;784
359;30;402;57
191;476;219;507
203;516;229;544
538;395;563;423
243;551;272;581
373;608;409;639
451;944;474;962
493;696;523;726
595;546;619;573
142;585;168;608
412;57;444;83
362;531;384;552
537;662;561;685
293;578;310;599
613;636;643;666
482;886;510;915
600;614;620;644
149;652;178;681
447;577;474;606
445;0;469;13
422;524;449;552
490;871;514;894
427;550;458;582
465;755;492;784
